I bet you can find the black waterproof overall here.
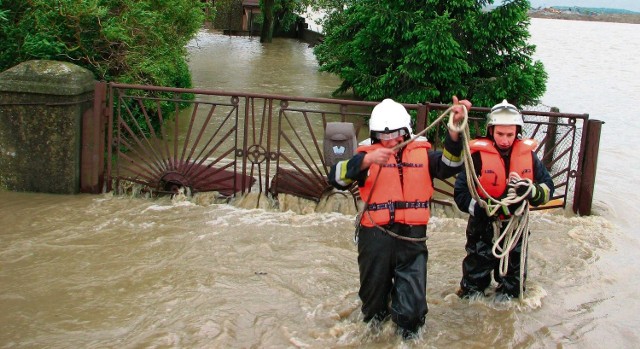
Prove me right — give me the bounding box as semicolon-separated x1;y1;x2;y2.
357;223;428;333
459;215;527;298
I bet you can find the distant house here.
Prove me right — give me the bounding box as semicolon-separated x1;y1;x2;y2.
242;0;260;33
209;0;260;33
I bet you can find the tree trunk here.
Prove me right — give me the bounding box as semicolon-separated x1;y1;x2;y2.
260;0;274;43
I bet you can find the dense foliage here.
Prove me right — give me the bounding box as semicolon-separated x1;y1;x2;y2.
313;0;547;108
258;0;307;42
0;0;210;137
0;0;208;87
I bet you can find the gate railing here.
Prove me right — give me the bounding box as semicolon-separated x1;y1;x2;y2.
87;82;600;214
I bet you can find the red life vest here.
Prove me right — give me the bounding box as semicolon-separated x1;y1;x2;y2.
470;138;537;199
356;141;433;227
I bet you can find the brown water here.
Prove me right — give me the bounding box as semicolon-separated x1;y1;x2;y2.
2;23;640;348
0;190;630;348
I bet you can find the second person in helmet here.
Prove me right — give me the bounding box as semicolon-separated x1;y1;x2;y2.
453;99;554;301
328;96;471;340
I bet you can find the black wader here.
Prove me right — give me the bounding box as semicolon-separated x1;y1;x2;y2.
357;223;428;333
459;215;527;298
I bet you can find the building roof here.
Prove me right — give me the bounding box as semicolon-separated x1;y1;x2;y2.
243;0;259;7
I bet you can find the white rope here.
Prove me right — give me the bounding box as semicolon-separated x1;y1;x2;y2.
391;104;467;152
446;108;468;134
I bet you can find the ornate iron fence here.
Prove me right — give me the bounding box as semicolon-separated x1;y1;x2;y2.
91;82;599;214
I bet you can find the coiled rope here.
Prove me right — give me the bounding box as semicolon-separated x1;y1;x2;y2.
358;104;468;242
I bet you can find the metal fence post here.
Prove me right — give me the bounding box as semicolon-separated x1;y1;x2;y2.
573;119;604;215
416;103;428;133
542;107;559;171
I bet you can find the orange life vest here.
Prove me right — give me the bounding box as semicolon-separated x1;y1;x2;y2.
470;138;537;199
356;141;433;227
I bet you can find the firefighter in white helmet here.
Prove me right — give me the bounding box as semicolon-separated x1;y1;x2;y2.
328;96;470;340
453;99;554;301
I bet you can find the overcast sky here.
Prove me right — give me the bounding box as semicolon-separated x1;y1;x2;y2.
528;0;640;12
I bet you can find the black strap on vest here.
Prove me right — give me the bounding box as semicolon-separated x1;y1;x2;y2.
367;200;430;223
367;200;431;211
381;162;424;168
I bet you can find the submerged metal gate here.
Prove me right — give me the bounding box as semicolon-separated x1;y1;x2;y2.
85;82;601;215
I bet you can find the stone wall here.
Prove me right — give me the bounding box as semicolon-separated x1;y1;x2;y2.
0;60;96;194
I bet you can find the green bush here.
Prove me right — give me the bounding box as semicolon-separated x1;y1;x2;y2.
0;0;208;133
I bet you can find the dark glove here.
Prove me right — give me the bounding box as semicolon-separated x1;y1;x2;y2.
528;183;546;206
511;179;533;198
515;184;529;197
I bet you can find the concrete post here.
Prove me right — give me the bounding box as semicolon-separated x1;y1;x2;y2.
0;60;96;194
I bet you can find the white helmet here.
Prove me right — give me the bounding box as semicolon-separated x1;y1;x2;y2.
369;99;413;140
487;99;524;128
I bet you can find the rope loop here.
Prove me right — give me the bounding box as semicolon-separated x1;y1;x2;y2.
447;105;468;134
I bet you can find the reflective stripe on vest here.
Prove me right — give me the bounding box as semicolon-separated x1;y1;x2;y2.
356;141;433;227
470;139;536;199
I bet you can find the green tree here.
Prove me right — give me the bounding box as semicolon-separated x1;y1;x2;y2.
259;0;306;43
313;0;547;108
0;0;210;135
0;0;208;87
260;0;275;43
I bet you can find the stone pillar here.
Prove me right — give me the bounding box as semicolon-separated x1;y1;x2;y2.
0;60;96;194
